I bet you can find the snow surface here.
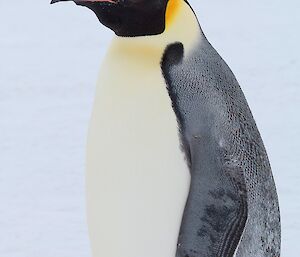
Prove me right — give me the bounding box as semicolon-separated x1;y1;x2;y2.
0;0;299;256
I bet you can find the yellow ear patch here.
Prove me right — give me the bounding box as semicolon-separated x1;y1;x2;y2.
165;0;181;29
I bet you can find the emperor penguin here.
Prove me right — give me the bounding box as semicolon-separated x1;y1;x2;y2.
51;0;281;256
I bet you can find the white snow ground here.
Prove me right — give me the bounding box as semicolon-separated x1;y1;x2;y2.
0;0;299;256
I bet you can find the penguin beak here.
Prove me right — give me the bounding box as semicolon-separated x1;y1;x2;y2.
51;0;71;3
50;0;117;4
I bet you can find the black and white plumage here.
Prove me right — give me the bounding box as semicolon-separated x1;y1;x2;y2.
52;0;281;256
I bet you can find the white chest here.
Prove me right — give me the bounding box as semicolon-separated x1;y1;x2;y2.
86;41;190;257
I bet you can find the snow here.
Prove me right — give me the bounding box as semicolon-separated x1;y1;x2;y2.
0;0;299;256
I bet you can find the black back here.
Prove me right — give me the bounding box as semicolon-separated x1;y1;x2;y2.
161;39;281;256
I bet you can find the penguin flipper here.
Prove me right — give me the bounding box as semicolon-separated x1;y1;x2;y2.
176;135;248;257
161;42;248;256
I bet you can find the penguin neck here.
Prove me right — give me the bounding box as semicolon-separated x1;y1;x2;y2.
109;0;202;64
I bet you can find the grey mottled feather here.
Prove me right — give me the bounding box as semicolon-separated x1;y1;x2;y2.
161;39;281;257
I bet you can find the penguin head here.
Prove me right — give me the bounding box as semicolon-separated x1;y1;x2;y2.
51;0;183;37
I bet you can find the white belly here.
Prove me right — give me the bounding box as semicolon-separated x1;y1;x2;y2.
86;40;190;257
